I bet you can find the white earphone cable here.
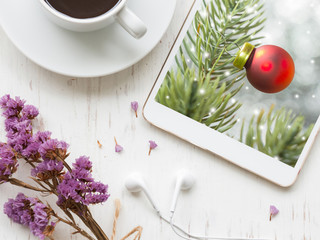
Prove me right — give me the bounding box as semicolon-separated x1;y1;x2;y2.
125;172;270;240
168;211;270;240
159;214;189;236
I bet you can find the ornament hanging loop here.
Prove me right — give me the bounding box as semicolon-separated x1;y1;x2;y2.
233;42;255;69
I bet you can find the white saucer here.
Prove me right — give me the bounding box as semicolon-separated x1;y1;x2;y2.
0;0;176;77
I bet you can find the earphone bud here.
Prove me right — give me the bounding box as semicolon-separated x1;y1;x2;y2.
125;171;269;240
124;172;160;215
124;170;195;216
170;169;195;215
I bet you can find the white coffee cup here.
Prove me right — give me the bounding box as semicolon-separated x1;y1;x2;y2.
39;0;147;39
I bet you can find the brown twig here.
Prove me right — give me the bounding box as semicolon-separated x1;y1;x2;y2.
111;199;121;240
111;199;143;240
29;177;52;192
77;212;109;240
120;226;143;240
54;152;72;173
8;178;49;193
54;214;95;240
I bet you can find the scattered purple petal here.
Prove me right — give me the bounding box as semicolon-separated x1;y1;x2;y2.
131;101;138;118
270;205;279;221
149;140;157;149
114;137;123;153
115;144;123;153
148;140;157;155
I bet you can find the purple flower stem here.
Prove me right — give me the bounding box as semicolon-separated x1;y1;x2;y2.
269;205;279;221
54;153;72;173
53;214;95;240
77;213;108;240
148;140;157;156
8;178;49;193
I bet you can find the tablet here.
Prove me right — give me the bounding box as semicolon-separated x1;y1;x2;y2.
143;0;320;187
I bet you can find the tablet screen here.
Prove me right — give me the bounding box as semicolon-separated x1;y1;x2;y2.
155;0;319;168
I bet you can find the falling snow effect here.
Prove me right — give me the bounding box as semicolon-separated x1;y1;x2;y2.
228;0;320;137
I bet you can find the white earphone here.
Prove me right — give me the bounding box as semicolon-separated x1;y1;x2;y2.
124;172;161;215
125;170;269;240
170;169;195;215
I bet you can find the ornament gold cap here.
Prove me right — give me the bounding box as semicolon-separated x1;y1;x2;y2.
233;42;255;69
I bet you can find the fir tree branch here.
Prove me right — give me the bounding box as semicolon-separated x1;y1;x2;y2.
240;104;314;167
156;0;265;131
156;68;242;132
179;0;266;76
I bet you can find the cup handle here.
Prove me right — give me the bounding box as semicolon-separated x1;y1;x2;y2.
116;6;147;39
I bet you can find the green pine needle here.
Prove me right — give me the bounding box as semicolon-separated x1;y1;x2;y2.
156;68;242;132
178;0;266;77
240;104;314;167
156;0;265;131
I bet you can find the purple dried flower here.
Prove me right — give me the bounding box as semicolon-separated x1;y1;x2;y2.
0;96;53;160
21;105;39;120
0;143;18;183
148;140;157;155
38;139;69;160
71;156;93;182
4;193;31;225
114;137;123;153
0;95;25;118
131;101;139;118
0;95;10;107
31;160;64;180
6;119;33;153
30;137;67;179
57;156;110;207
0;95;37;155
30;202;50;240
4;193;51;240
33;131;52;143
3;117;19;132
0;95;111;238
270;205;279;221
22;131;52;158
73;155;92;170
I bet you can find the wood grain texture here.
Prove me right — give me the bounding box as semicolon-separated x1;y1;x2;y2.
0;0;320;239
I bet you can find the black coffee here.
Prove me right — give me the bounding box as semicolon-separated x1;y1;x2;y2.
45;0;120;19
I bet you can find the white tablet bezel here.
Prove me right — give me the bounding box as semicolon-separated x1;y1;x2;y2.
143;0;320;187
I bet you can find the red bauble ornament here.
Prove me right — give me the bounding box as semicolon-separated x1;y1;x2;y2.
233;43;295;93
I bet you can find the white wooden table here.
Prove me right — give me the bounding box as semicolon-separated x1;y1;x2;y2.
1;0;320;239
